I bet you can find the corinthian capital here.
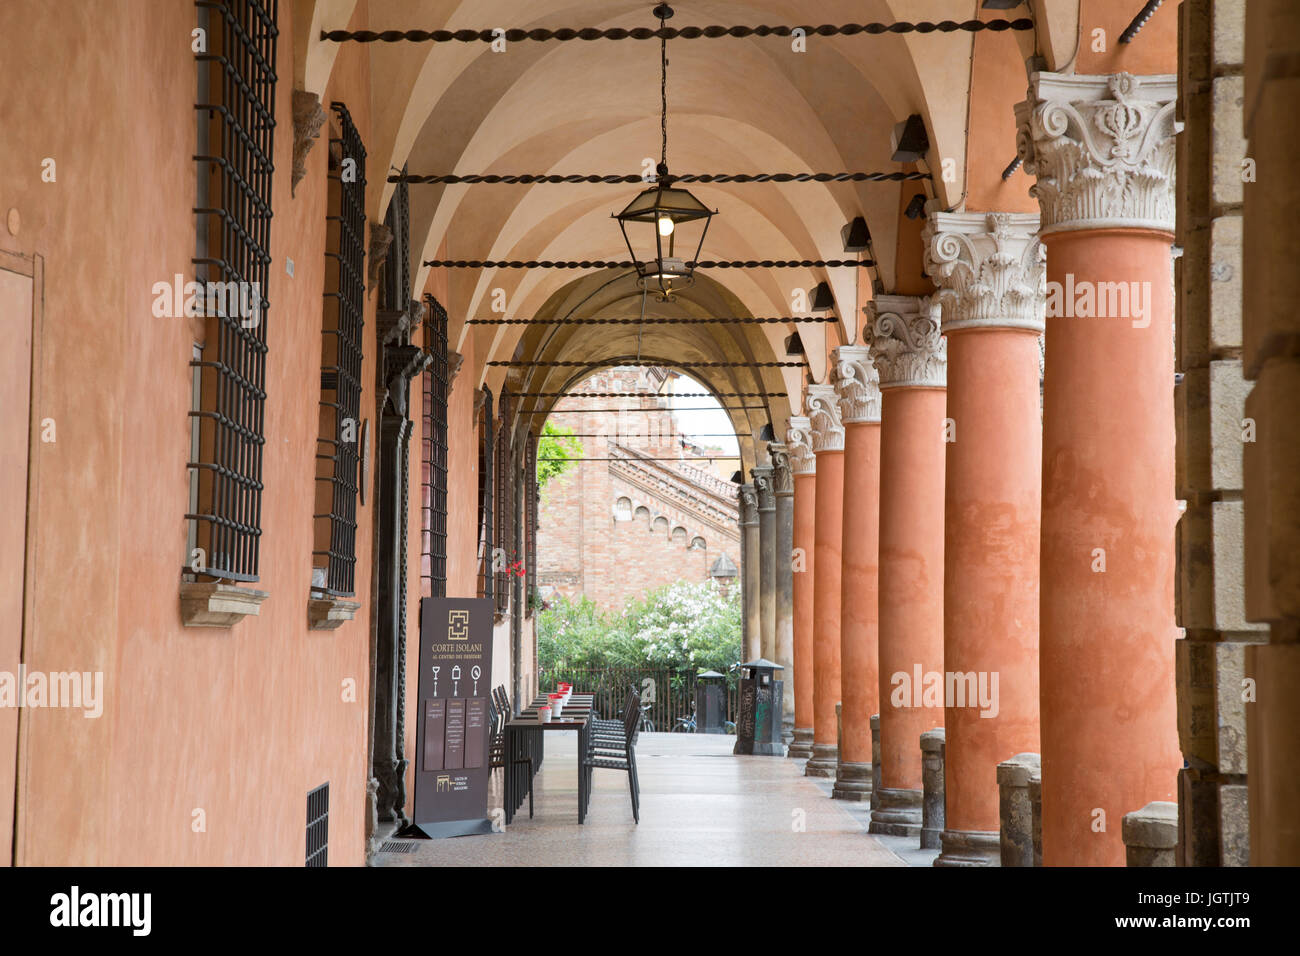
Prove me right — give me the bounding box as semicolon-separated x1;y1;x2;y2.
768;442;794;495
923;212;1046;334
752;465;776;511
1015;71;1177;235
831;345;882;424
865;294;946;389
805;384;845;453
739;484;759;525
785;417;816;476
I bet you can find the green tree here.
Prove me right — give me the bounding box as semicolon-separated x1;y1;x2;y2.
537;420;584;488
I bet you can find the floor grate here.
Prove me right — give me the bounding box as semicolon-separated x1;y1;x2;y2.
379;840;421;854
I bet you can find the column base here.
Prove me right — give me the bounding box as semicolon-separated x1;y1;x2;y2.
804;742;839;777
832;760;873;801
868;788;923;836
934;829;1002;867
787;727;815;760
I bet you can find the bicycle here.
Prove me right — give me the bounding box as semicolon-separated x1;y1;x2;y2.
672;703;697;733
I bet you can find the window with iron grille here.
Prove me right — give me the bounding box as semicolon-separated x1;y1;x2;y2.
311;102;366;597
477;389;494;601
493;392;514;615
420;295;449;599
305;782;329;867
381;170;410;313
187;0;278;583
524;432;538;615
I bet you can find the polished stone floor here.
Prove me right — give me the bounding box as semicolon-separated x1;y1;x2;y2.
372;732;914;866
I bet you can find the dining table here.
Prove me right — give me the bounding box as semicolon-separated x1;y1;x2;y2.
503;693;596;825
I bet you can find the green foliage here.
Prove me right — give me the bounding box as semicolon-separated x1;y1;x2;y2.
538;580;741;676
536;420;584;488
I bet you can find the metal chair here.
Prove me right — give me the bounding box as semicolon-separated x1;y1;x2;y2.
584;691;641;823
489;693;534;819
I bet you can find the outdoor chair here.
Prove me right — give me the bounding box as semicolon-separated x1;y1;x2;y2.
488;696;534;819
584;691;641;823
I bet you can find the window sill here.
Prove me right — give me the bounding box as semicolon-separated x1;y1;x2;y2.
180;581;269;628
308;593;362;630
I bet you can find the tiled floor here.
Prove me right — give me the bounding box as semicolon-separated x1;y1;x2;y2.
372;732;913;866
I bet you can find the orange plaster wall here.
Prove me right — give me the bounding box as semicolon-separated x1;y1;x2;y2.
1076;0;1178;76
0;0;381;865
965;11;1039;213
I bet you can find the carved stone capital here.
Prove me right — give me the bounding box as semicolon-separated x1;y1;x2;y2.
1015;71;1177;235
785;416;816;476
831;345;881;424
805;384;845;453
448;349;465;389
768;442;794;495
923;212;1046;334
865;294;947;389
752;465;776;511
739;483;759;525
291;90;327;197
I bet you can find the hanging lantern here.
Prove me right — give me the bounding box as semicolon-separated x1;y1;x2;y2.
612;4;716;301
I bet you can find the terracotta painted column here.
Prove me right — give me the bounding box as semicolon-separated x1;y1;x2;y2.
866;294;948;836
831;346;882;802
804;384;845;778
785;418;817;760
739;483;761;663
753;463;778;662
1017;71;1181;865
769;442;797;741
923;211;1045;865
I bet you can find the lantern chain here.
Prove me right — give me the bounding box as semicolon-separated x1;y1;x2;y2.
422;258;870;269
321;19;1035;44
390;171;929;184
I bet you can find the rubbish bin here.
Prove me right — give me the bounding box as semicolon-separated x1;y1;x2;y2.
732;658;785;756
695;670;727;734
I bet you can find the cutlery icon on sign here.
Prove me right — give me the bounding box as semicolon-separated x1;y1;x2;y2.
471;665;482;695
452;665;461;696
432;665;441;696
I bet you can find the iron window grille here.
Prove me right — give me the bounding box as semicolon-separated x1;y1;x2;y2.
188;0;278;583
311;102;367;597
420;294;450;599
494;391;514;615
477;388;494;601
381;169;410;312
306;782;329;867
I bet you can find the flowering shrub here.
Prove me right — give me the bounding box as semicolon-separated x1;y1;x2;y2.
538;580;741;675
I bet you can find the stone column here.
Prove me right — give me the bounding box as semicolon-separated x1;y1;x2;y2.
770;442;797;741
804;384;845;778
1017;71;1182;865
867;294;947;836
1122;802;1179;867
752;463;777;662
786;419;817;760
739;483;761;663
921;729;946;850
998;753;1041;867
831;345;882;802
923;211;1045;866
1237;0;1300;868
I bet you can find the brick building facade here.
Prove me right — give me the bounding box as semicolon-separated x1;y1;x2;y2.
536;369;741;610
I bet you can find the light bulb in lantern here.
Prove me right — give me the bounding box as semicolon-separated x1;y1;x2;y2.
657;215;675;237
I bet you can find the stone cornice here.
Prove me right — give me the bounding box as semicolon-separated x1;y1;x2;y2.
752;465;776;511
831;345;882;424
805;384;845;453
923;212;1046;334
768;443;793;496
1015;71;1177;235
785;416;816;476
865;294;947;389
